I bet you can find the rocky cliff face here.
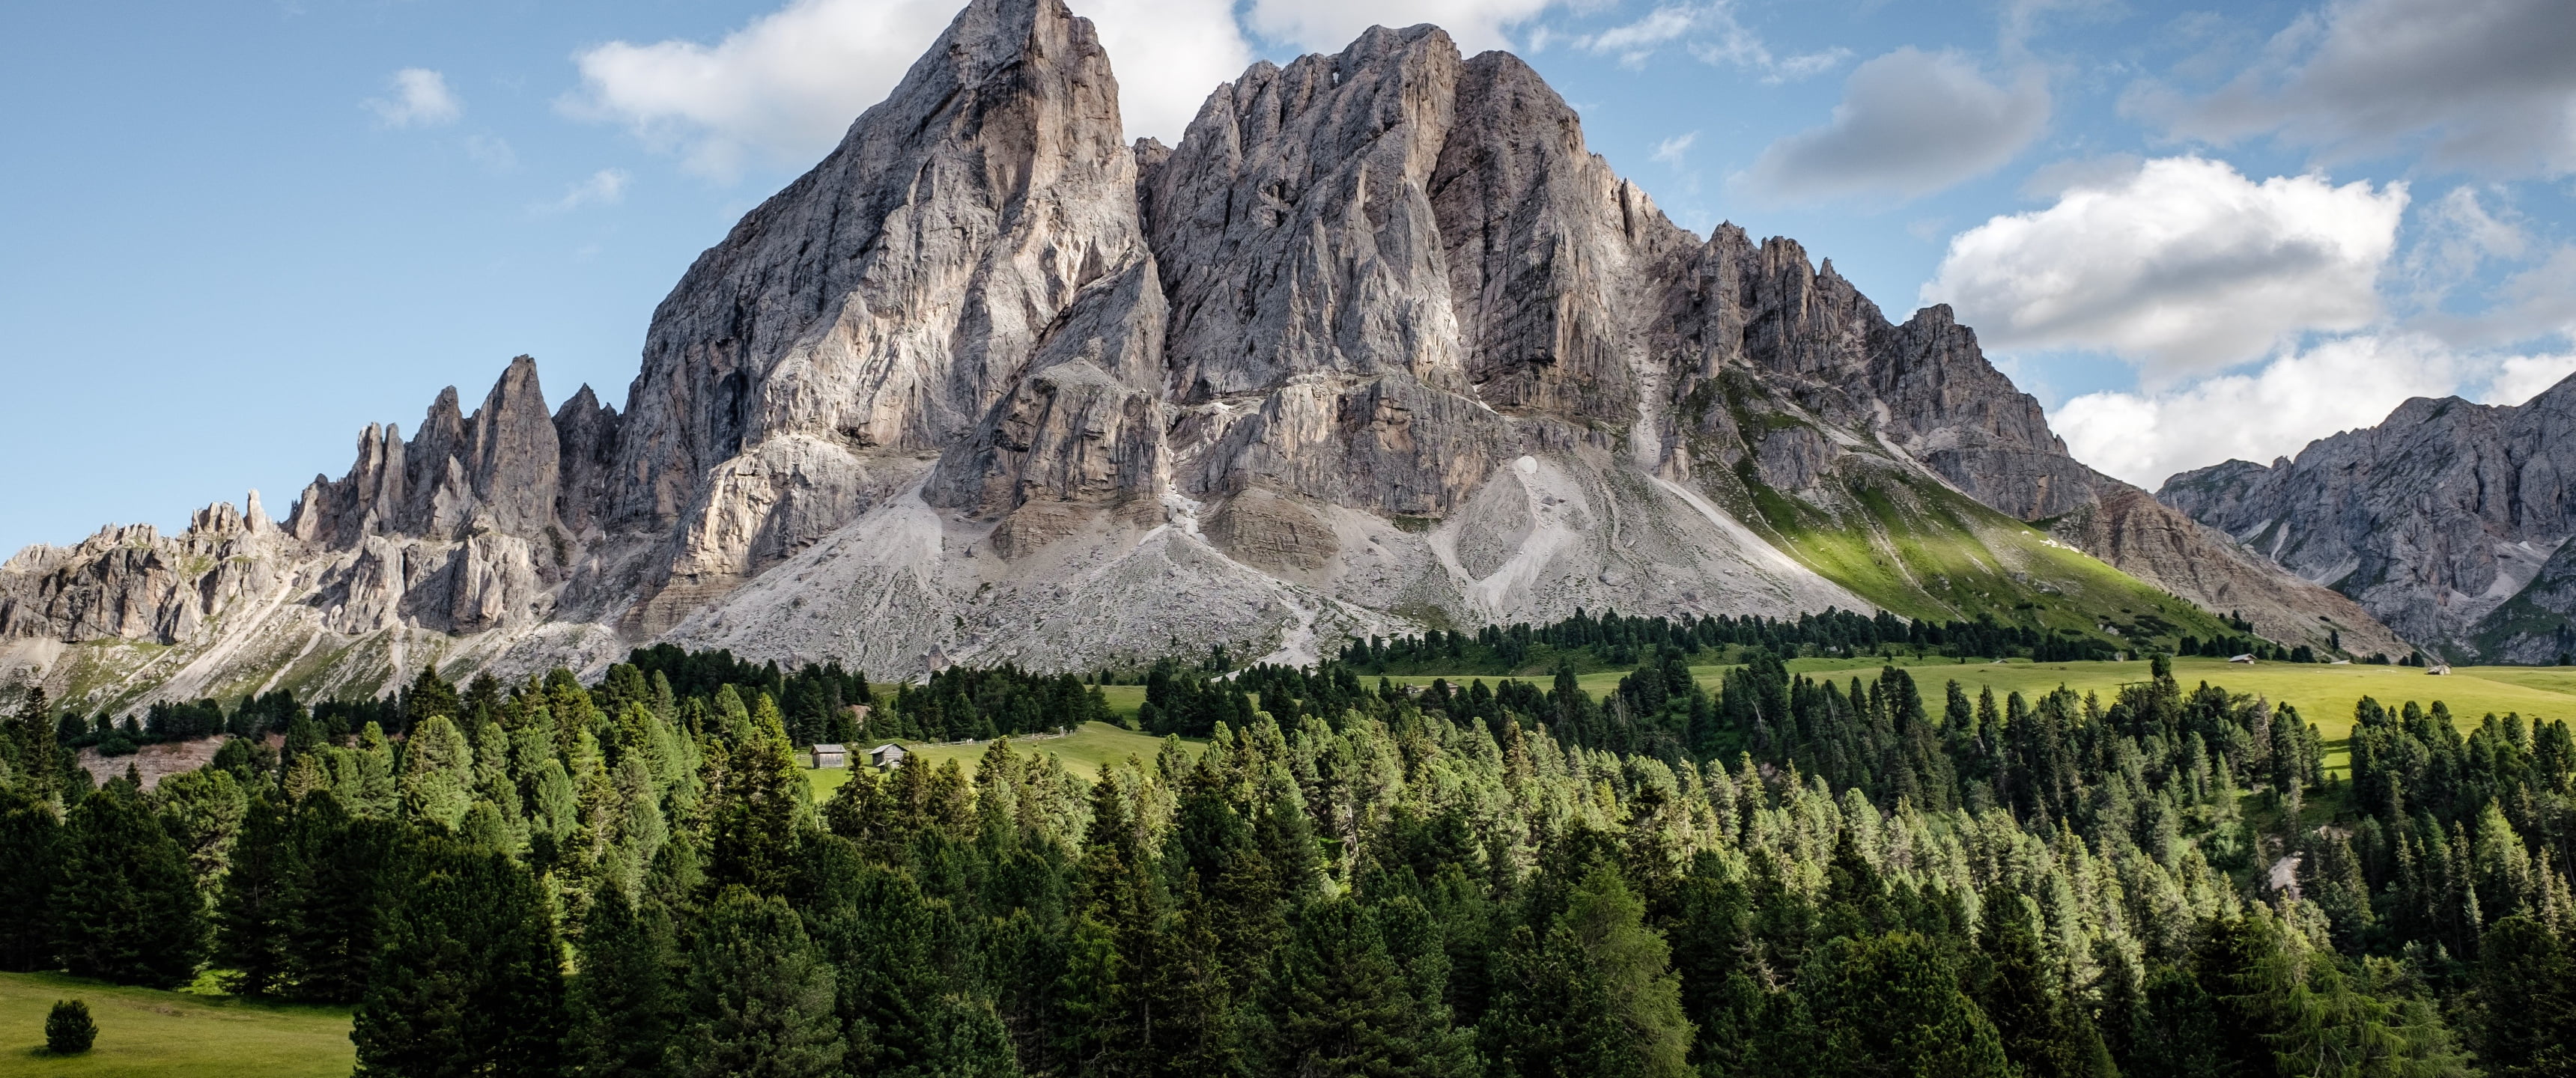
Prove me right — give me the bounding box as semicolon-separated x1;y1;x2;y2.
2160;377;2576;660
0;0;2407;710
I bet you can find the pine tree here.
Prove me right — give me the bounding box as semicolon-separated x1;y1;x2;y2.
566;887;680;1077
1971;889;2113;1078
1489;867;1694;1078
353;841;565;1077
214;792;302;995
809;861;942;1076
2476;916;2575;1078
151;767;247;901
51;781;204;987
703;694;805;897
399;716;475;830
0;788;59;971
286;800;399;1004
674;887;845;1078
1789;931;2014;1078
1265;895;1473;1078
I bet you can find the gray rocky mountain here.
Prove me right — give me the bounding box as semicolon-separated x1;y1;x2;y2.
1;0;2402;710
2160;377;2576;661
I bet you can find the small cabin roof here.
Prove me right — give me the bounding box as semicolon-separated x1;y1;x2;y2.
812;743;847;753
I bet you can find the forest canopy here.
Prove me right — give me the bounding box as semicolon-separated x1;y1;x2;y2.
0;641;2568;1078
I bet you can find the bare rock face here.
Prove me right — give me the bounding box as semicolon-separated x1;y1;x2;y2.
2160;375;2576;659
613;0;1150;606
2;0;2420;709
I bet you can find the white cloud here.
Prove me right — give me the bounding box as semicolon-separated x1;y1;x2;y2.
2056;331;2576;484
365;68;461;129
538;169;631;213
2488;352;2576;406
2135;0;2576;177
1650;132;1696;167
1083;0;1258;143
1568;3;1847;79
1248;0;1558;53
1741;49;2048;203
2053;333;2466;485
568;0;1249;180
1924;156;2406;380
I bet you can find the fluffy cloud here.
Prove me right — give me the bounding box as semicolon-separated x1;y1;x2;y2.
365;69;461;129
1246;0;1558;53
1741;49;2047;202
2056;333;2576;485
569;0;1250;180
1567;3;1847;79
2488;352;2576;406
2136;0;2576;177
1924;156;2405;380
2052;334;2466;485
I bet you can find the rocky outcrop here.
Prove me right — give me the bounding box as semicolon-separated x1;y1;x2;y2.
611;0;1153;615
2;0;2416;711
2160;375;2576;659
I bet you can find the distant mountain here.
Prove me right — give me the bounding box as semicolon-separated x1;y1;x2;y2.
2161;377;2576;663
0;0;2401;710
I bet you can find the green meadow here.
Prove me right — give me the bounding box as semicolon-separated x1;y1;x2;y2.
809;719;1192;792
0;973;351;1078
815;656;2576;794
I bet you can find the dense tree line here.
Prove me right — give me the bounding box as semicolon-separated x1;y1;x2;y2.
887;666;1111;743
1343;607;2135;675
0;642;2571;1075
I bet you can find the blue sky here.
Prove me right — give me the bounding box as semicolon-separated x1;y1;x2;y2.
3;0;2572;556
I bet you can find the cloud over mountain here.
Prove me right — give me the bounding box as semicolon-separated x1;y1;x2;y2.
1742;49;2047;202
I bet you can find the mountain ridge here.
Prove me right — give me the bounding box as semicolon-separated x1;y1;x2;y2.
0;0;2403;710
2160;375;2576;662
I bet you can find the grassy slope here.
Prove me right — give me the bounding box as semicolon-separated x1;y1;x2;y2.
808;720;1197;795
0;973;350;1078
1691;374;2234;651
1375;656;2576;773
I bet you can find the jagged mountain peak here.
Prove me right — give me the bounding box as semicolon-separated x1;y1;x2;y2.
2161;368;2576;660
1;1;2413;709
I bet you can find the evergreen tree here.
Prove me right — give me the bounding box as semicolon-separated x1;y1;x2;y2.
2476;916;2575;1077
1789;931;2014;1078
703;694;805;897
1971;889;2112;1078
353;842;565;1077
673;887;844;1078
566;888;681;1078
1489;867;1694;1078
51;781;204;987
45;999;96;1054
151;767;247;901
0;788;59;971
214;791;301;995
399;716;475;830
285;798;398;1003
1264;895;1473;1078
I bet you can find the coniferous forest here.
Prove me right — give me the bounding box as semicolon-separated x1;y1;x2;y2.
0;646;2572;1077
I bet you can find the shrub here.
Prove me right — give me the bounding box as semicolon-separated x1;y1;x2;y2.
46;999;97;1054
97;733;139;757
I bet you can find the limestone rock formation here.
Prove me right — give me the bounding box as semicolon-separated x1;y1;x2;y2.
2161;375;2576;660
1;0;2414;711
611;0;1154;626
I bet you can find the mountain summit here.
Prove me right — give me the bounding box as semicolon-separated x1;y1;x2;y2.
0;0;2401;707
